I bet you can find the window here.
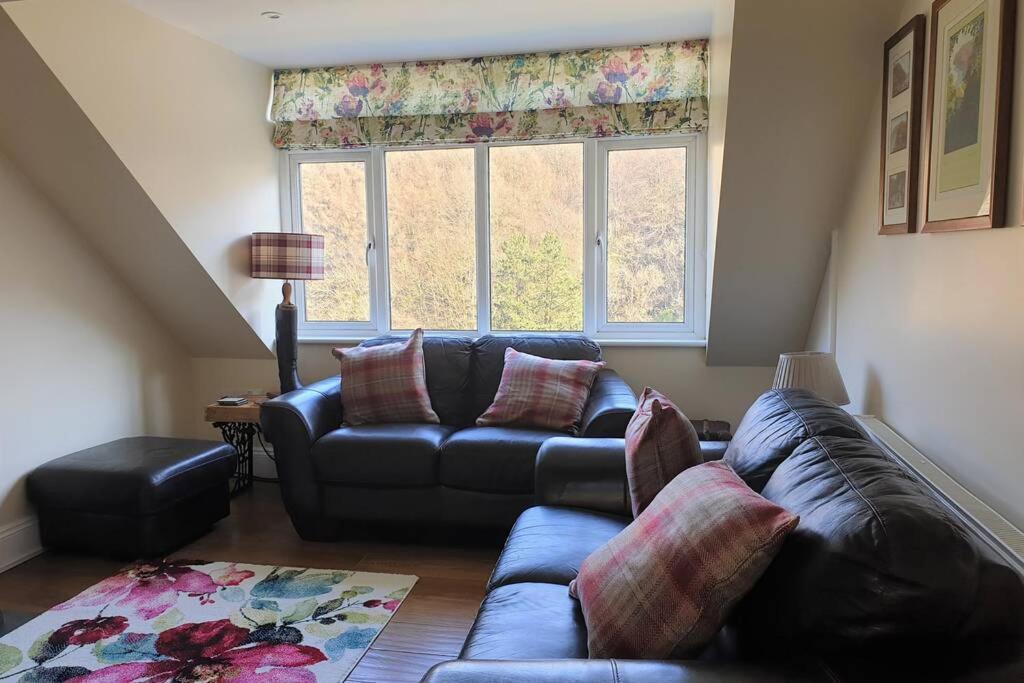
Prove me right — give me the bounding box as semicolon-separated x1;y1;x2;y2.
489;143;584;332
385;147;477;331
298;160;371;323
287;135;706;343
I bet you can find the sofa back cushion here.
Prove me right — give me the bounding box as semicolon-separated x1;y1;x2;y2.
469;335;603;420
724;389;863;491
359;334;474;426
737;435;1024;655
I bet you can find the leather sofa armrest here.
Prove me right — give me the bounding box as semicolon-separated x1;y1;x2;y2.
701;441;730;462
535;437;630;516
580;369;637;437
259;376;342;538
421;659;820;683
260;376;342;445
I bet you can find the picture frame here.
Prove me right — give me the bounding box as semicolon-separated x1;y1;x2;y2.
880;15;926;234
923;0;1016;232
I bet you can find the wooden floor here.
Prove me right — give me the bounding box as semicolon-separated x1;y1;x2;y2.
0;483;502;683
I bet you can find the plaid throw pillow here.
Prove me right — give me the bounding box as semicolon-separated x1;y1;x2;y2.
569;461;798;659
625;387;703;518
476;348;605;434
332;329;439;426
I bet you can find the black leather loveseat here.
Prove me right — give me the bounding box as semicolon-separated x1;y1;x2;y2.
261;334;639;539
422;389;1024;683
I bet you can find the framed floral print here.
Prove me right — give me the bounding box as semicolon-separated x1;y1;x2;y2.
880;15;926;234
923;0;1016;232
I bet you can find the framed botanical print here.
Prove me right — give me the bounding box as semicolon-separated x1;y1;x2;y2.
880;15;926;234
924;0;1016;232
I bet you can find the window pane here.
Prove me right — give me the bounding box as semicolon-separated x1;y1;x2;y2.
489;144;584;331
607;147;686;323
300;161;370;322
386;148;476;330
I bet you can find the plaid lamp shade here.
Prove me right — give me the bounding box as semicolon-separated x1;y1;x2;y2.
250;232;325;280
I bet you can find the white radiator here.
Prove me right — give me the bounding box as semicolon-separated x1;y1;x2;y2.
855;416;1024;574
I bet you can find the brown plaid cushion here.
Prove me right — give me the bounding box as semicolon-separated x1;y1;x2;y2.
476;348;605;434
332;329;439;426
570;461;798;659
625;387;703;517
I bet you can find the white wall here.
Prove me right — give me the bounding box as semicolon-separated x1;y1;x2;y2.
830;0;1024;528
0;151;193;563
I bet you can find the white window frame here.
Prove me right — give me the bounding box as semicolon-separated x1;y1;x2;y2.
281;134;707;346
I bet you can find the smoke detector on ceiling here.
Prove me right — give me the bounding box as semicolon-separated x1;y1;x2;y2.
260;11;283;20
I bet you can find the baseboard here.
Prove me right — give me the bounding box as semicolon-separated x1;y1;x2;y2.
0;516;42;573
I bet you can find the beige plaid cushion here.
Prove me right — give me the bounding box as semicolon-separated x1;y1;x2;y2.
570;461;798;659
625;387;703;517
332;329;439;426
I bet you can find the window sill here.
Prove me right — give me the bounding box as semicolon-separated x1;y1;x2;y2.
298;335;707;348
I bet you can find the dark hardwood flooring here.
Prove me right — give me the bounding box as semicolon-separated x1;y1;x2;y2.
0;483;502;683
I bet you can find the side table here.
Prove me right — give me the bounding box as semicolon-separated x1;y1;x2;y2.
204;395;272;495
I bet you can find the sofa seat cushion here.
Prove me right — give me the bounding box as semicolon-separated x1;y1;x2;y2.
724;388;864;491
460;583;588;660
311;424;457;486
439;427;561;494
488;506;628;591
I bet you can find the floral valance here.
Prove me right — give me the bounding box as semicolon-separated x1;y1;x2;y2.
270;41;708;149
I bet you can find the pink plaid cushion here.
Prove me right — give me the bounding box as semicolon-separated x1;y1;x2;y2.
625;387;703;518
569;461;798;659
476;348;605;434
332;329;439;426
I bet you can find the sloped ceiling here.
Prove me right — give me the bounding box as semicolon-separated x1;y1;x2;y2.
0;11;268;358
1;0;281;359
1;0;906;368
707;0;902;366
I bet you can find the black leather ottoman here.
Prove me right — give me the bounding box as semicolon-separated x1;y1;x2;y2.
27;437;237;559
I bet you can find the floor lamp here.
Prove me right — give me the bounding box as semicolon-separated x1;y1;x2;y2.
251;232;325;395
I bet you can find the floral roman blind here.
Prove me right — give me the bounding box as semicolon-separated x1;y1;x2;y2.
270;41;708;149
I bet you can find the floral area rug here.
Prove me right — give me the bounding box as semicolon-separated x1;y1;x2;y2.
0;560;417;682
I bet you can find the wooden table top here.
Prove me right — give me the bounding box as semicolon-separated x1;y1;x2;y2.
204;394;269;424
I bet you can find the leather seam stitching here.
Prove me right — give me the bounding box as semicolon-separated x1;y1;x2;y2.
814;435;893;575
775;389;815;439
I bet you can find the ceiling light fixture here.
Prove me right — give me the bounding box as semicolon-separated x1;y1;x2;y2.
260;10;283;20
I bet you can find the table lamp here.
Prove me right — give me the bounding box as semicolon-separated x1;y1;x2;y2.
251;232;325;394
772;351;850;406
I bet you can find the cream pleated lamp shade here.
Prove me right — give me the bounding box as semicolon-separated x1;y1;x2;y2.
772;352;850;406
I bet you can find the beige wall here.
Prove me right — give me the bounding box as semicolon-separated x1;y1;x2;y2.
829;0;1024;528
707;0;901;366
0;151;194;531
5;0;281;352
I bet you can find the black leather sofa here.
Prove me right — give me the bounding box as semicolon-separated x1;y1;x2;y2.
422;389;1024;683
261;334;640;539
